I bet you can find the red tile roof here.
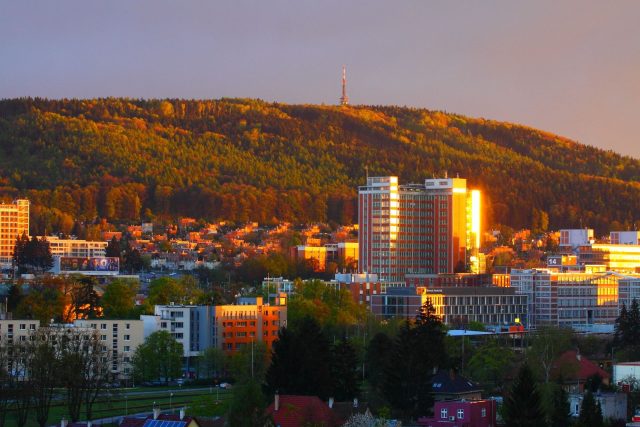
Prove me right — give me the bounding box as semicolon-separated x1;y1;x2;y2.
553;350;610;382
265;395;342;427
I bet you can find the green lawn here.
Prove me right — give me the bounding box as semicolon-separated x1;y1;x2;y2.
4;387;232;427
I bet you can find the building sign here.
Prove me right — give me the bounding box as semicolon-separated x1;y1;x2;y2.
547;256;562;267
60;257;119;273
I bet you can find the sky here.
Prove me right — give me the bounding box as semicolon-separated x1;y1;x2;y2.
1;1;639;158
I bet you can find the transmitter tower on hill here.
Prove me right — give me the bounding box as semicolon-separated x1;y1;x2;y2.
340;66;349;106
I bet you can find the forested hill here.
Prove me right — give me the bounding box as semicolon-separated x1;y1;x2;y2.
0;97;639;236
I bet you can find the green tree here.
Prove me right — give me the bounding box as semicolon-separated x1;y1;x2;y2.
468;338;514;391
528;325;573;383
265;317;333;399
544;382;570;427
199;346;227;380
365;332;394;395
502;363;546;427
101;279;138;318
577;391;603;427
132;331;183;384
331;338;360;401
147;277;186;305
226;378;267;427
383;300;446;420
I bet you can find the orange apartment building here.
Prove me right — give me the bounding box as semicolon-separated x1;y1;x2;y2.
216;295;287;354
0;199;29;268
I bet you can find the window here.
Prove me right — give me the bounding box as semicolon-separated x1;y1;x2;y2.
124;346;130;352
101;335;107;341
457;409;464;419
441;408;448;419
124;335;130;341
100;324;107;330
19;324;25;330
125;323;130;330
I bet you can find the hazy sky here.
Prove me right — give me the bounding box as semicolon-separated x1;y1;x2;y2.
1;1;639;158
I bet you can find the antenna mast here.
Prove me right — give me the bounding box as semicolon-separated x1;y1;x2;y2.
340;66;349;106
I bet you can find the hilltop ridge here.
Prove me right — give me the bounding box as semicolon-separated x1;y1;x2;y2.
0;97;638;235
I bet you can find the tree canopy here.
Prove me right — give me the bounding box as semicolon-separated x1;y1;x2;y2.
2;98;640;234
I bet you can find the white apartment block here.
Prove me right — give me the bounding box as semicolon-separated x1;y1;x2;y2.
153;305;215;358
74;319;144;379
0;319;39;344
43;236;107;258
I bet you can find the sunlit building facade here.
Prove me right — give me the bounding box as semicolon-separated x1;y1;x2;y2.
510;269;640;330
43;235;107;258
358;176;481;283
0;199;29;268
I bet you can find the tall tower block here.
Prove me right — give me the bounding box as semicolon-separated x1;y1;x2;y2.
340;66;349;106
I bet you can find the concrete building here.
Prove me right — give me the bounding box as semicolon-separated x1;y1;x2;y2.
0;319;39;344
358;176;481;283
610;231;640;245
153;305;216;359
0;199;29;268
215;295;287;354
425;286;527;327
329;273;386;305
371;285;526;328
569;392;626;421
559;229;594;248
510;269;640;330
43;236;107;258
74;319;144;380
290;245;327;272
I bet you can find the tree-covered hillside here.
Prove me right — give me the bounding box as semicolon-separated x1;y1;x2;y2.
0;97;638;235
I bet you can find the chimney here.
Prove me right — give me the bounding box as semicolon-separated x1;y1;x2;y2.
153;407;161;420
275;393;280;411
180;408;185;420
329;397;334;409
60;418;68;427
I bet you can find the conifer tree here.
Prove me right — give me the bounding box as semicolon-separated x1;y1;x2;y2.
502;363;546;427
547;382;570;427
331;338;360;401
577;391;603;427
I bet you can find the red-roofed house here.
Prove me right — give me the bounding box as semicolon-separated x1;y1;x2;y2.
552;350;610;393
265;394;342;427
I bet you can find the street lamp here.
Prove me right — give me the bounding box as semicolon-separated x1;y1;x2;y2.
170;392;173;413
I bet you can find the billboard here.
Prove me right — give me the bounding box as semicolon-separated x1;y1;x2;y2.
59;256;119;273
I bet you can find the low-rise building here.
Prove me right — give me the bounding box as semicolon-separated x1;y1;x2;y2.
417;399;497;427
43;236;107;258
371;285;527;328
569;392;627;421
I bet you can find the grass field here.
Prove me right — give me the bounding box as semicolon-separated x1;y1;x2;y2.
4;386;232;427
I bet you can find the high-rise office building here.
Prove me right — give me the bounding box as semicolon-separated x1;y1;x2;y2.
358;177;480;283
0;199;29;268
